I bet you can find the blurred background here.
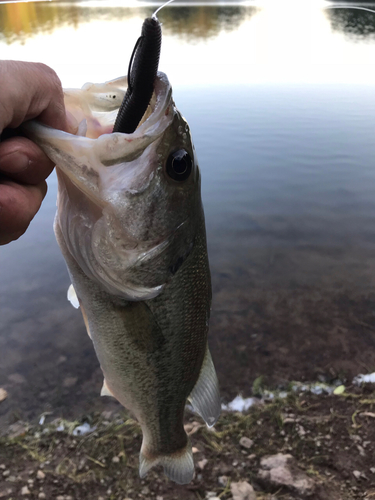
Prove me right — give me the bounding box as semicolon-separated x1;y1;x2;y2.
1;0;375;428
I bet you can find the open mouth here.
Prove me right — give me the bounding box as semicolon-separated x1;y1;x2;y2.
63;72;172;143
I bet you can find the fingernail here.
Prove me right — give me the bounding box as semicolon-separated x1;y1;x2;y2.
0;152;30;173
66;111;79;135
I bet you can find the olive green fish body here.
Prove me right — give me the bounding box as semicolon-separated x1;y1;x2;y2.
25;73;220;484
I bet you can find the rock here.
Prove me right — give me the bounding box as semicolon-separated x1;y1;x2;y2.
184;421;204;435
57;355;67;364
56;496;65;500
156;497;163;500
21;486;30;495
36;471;45;480
8;373;26;384
38;494;46;499
192;447;200;454
353;470;361;480
230;481;256;500
198;458;208;470
2;470;10;477
8;422;27;439
101;411;113;420
218;475;228;486
112;456;120;463
218;461;231;475
62;377;78;388
370;467;375;474
239;436;253;449
0;388;8;403
357;445;365;457
297;425;306;437
258;453;315;497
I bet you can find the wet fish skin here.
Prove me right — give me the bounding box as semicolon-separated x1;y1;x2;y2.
25;72;220;484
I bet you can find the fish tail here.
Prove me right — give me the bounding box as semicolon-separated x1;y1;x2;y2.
139;441;194;485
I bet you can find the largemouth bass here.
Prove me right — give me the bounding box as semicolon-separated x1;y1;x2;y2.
25;68;220;483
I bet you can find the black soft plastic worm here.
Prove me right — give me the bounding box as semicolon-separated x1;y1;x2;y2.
113;17;162;134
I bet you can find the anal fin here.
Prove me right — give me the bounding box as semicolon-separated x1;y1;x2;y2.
188;346;221;427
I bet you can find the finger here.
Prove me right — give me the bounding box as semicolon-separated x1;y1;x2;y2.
0;178;47;245
0;136;54;185
0;61;67;132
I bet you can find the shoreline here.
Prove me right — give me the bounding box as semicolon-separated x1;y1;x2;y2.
1;384;375;500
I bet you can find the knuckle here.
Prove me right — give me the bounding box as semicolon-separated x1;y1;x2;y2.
36;63;64;98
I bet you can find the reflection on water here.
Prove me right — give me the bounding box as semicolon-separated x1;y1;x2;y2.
2;2;375;426
328;5;375;38
160;5;253;40
0;2;145;44
0;2;252;44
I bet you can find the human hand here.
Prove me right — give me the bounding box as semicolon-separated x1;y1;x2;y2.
0;60;76;245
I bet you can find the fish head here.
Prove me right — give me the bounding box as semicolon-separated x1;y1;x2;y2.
25;73;204;299
98;77;201;246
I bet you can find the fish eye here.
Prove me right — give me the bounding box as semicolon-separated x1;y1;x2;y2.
166;149;192;182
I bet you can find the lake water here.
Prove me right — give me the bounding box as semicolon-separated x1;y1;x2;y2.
2;0;375;427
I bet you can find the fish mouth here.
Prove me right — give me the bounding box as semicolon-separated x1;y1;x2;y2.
54;71;175;195
93;72;174;167
64;72;172;142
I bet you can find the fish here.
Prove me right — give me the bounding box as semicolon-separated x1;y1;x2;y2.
24;17;221;485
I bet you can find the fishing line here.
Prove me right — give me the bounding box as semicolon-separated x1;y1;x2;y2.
153;0;175;20
324;4;375;15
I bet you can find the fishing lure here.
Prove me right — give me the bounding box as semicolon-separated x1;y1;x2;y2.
113;16;162;134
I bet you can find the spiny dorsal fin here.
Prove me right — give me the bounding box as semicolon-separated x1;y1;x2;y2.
188;346;221;428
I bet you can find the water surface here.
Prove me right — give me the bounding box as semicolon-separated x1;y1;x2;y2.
2;1;375;427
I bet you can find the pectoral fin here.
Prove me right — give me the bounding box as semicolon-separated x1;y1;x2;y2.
101;379;115;398
67;284;93;340
188;347;221;428
67;284;80;309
